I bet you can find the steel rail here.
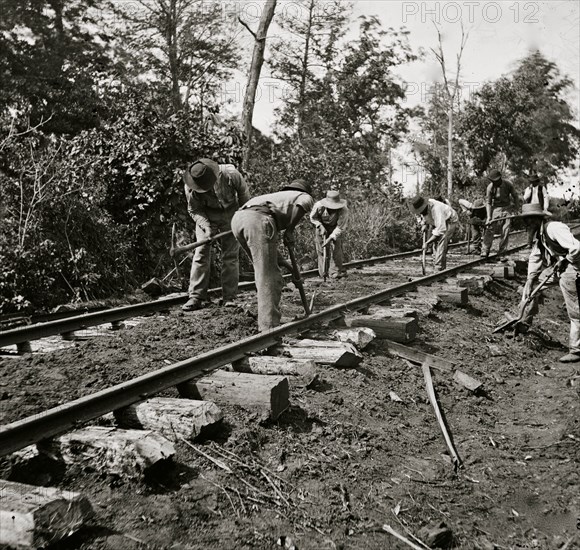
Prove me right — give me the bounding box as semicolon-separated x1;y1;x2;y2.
0;231;522;349
0;242;529;457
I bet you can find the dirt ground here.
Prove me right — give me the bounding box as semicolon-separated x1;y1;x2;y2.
0;250;579;550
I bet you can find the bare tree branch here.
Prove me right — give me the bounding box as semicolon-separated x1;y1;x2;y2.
238;17;257;40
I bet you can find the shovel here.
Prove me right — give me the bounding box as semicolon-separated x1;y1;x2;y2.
493;260;562;333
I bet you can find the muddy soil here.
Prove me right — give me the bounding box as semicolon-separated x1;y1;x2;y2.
0;253;578;550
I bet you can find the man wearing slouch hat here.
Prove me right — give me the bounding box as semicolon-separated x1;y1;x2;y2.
182;158;250;311
481;169;520;258
231;179;314;332
409;195;458;271
517;203;580;363
310;190;349;279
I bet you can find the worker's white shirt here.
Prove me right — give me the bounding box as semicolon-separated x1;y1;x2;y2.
528;221;580;280
424;199;458;237
523;185;550;211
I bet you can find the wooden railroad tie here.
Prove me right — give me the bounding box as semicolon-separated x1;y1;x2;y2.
231;356;316;377
271;339;363;368
178;370;290;421
0;480;93;549
38;426;175;479
345;308;418;343
454;273;492;294
114;397;223;441
333;327;376;349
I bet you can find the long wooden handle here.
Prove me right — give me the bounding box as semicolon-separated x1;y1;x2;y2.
286;243;310;316
170;230;233;257
421;231;427;275
466;223;471;254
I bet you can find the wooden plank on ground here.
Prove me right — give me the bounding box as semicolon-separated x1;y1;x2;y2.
0;480;93;549
384;340;454;373
114;397;223;441
179;370;289;421
40;427;175;478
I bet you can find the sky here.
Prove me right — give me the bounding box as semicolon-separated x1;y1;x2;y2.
224;0;580;197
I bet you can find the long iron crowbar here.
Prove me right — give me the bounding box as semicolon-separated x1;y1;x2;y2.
421;230;427;275
285;242;311;316
322;236;333;281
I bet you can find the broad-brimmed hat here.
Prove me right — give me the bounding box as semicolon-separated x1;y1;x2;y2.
473;198;485;208
183;158;219;193
516;203;552;219
528;174;541;185
408;196;429;215
320;190;346;210
487;169;502;183
281;179;312;195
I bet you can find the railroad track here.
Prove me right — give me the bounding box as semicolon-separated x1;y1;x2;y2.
0;231;525;353
0;237;534;457
1;229;573;549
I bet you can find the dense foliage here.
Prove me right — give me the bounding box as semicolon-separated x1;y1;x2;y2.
0;2;577;312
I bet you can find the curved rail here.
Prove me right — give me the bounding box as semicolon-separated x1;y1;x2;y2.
0;242;528;457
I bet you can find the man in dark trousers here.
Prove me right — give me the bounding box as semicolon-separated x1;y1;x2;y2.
231;179;314;332
481;169;520;258
459;198;486;255
518;203;580;363
182;159;250;311
310;190;349;279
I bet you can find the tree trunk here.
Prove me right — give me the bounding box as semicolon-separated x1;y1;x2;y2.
297;0;315;138
447;107;453;197
241;0;277;171
167;0;182;112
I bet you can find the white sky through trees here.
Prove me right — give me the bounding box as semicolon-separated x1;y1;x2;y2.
227;0;579;197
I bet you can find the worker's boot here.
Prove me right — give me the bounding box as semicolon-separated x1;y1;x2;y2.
182;297;206;312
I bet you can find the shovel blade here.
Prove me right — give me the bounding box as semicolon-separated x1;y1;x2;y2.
493;312;520;333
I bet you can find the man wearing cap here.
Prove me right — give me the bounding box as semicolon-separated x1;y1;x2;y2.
458;198;486;255
310;190;349;279
481;169;520;258
182;158;250;311
523;174;550;248
231;179;314;332
517;203;580;363
409;196;458;271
